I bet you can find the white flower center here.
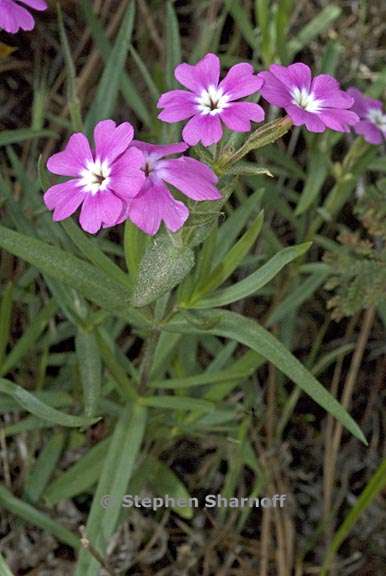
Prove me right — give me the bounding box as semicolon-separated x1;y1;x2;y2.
291;87;322;113
195;85;230;116
367;108;386;134
79;158;111;195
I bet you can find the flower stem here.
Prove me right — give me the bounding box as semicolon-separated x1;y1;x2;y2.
219;116;293;168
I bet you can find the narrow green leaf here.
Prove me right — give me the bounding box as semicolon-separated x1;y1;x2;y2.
24;432;65;503
165;1;182;89
0;378;97;428
80;0;150;126
150;368;251;389
0;484;79;549
0;225;149;328
322;458;386;575
62;219;132;290
225;0;257;48
75;403;146;576
288;5;342;56
86;1;136;128
76;330;102;417
164;310;367;444
140;395;215;412
45;439;110;506
295;154;329;216
267;270;329;326
0;129;56;147
0;552;14;576
193;242;311;309
139;455;194;519
192;210;264;300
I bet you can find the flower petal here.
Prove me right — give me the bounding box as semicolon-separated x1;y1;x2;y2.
182;114;223;146
270;63;312;92
219;63;263;100
286;104;326;132
94;120;134;163
221;102;265;131
0;0;35;33
47;133;93;177
318;108;359;132
19;0;47;9
109;147;145;199
258;71;292;107
126;181;189;236
160;157;221;201
347;87;383;118
157;90;196;122
311;75;353;109
131;141;189;158
175;53;220;93
353;120;384;144
44;180;86;222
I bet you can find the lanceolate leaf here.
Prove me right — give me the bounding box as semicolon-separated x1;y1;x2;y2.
75;403;147;576
0;378;98;428
192;242;311;309
0;225;150;328
164;310;367;444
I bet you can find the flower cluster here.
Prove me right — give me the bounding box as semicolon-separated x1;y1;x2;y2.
0;0;47;33
43;52;385;235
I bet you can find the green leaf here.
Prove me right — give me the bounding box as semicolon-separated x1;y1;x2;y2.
45;439;110;506
0;378;98;428
150;367;252;389
131;233;195;307
190;211;264;302
139;455;194;519
295;154;329;216
0;225;149;328
123;219;149;281
140;395;215;412
76;329;102;417
193;242;311;309
288;5;342;57
0;552;14;576
62;219;132;290
164;310;367;444
24;432;65;503
267;270;329;326
225;0;257;48
0;300;57;377
0;484;79;549
322;458;386;575
75;403;146;576
224;162;273;178
0;129;56;147
166;1;182;89
86;1;136;128
80;0;150;126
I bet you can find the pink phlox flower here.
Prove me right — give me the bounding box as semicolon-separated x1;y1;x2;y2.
45;120;145;234
258;63;359;133
0;0;47;33
157;53;265;147
120;141;222;236
347;87;386;145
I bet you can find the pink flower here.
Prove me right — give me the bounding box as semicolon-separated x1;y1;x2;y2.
0;0;47;33
157;53;265;147
45;120;145;234
121;141;221;236
258;63;359;133
347;87;386;145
